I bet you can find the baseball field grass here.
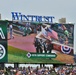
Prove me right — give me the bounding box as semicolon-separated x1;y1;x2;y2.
8;46;64;64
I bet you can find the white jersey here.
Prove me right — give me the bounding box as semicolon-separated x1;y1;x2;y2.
9;25;13;29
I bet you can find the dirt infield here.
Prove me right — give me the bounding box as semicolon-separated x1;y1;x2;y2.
55;52;74;64
8;33;74;64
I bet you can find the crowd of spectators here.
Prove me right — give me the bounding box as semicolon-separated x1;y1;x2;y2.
0;65;76;75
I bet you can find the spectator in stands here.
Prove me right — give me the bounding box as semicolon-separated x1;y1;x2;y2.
26;22;30;28
64;29;69;37
1;65;76;75
64;37;69;45
58;24;63;30
62;24;67;30
59;36;64;44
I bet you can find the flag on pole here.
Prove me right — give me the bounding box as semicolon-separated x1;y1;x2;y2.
47;28;58;40
41;26;48;37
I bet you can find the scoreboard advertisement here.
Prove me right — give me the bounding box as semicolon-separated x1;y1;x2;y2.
0;12;75;64
0;21;7;62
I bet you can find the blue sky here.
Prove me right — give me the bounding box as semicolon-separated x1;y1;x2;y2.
0;0;76;23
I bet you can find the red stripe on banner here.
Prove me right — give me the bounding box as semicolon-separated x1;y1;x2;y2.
53;43;73;55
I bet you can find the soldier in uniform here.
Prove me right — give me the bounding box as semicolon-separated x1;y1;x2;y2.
34;38;43;53
43;41;47;53
46;39;53;53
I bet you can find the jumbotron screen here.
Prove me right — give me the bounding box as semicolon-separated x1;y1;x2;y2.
0;20;74;64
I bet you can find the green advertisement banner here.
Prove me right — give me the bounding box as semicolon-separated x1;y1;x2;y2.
27;53;57;58
0;21;7;62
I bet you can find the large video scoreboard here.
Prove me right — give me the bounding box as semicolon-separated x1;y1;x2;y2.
0;20;75;64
